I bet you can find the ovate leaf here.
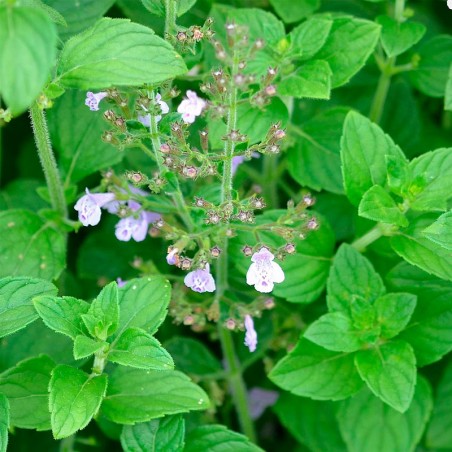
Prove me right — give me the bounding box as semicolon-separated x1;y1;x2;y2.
0;355;55;431
316;17;380;88
354;340;416;412
33;295;90;339
410;35;452;97
376;15;425;58
101;367;209;424
269;0;320;23
269;338;363;401
57;18;187;89
358;185;408;227
49;365;108;439
327;244;385;316
338;377;433;452
184;425;263;452
73;335;108;360
0;6;57;114
0;210;66;280
304;313;362;353
340;111;405;206
108;327;174;370
120;415;185;452
0;276;57;338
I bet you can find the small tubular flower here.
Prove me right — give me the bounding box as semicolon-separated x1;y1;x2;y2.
166;247;179;265
246;247;285;293
85;91;108;111
244;314;258;352
115;214;149;242
74;189;115;226
177;90;206;124
184;264;216;293
138;93;170;125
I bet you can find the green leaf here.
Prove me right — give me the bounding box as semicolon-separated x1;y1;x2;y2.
47;90;124;183
0;179;48;212
354;340;416;412
327;244;385;316
33;295;90;340
426;361;452;448
387;262;452;366
56;18;187;89
423;211;452;250
82;282;119;341
109;327;174;370
141;0;196;17
376;16;425;58
374;292;416;339
338;377;433;452
269;338;363;401
340;111;405;206
115;277;171;338
410;35;452;97
49;365;108;439
288;107;348;194
274;394;346;451
358;185;408;227
73;335;107;360
0;355;55;430
407;147;452;212
164;337;222;377
44;0;115;40
278;60;332;99
101;367;210;424
184;425;263;452
385;153;410;197
288;17;333;60
304;313;363;353
445;63;452;111
0;276;57;338
0;210;66;280
391;215;452;281
0;6;57;115
316;17;380;88
120;415;185;452
269;0;320;23
0;394;8;452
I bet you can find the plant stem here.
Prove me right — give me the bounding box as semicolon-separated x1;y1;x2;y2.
91;348;107;376
351;225;383;252
165;0;177;36
215;51;256;443
263;154;279;208
30;102;67;218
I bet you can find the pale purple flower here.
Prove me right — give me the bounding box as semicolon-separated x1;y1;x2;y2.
167;248;179;265
85;91;108;111
116;278;127;288
244;314;258;352
184;264;216;293
115;214;149;242
177;90;206;124
74;189;115;226
138;94;170;126
246;247;285;293
232;152;260;175
248;388;279;420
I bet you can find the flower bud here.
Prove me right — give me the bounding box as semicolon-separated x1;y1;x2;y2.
242;245;253;257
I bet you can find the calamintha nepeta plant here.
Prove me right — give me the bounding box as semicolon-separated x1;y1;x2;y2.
0;0;451;450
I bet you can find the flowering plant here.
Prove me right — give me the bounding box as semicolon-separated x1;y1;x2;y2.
0;0;451;450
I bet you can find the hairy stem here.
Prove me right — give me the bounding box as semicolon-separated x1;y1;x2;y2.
215;52;257;443
30;102;67;218
263;154;279;208
164;0;177;36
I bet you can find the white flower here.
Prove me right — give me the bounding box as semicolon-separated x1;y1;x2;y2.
74;189;115;226
177;90;206;124
184;264;216;293
246;247;285;293
138;93;170;126
85;91;108;111
448;0;452;9
244;315;257;352
115;214;149;242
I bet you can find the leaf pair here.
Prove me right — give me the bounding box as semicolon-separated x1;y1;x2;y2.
270;245;418;413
